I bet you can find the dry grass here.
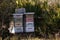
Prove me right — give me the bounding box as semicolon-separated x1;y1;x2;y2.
4;36;60;40
1;36;60;40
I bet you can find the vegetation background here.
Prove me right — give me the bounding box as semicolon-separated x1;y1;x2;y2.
0;0;60;39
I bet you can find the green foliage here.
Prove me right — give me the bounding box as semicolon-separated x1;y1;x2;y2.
0;0;16;28
0;0;60;37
